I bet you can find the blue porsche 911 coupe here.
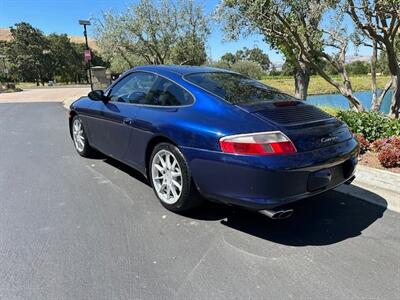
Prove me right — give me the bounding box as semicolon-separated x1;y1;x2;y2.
69;65;358;219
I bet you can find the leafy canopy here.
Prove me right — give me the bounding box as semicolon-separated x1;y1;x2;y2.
94;0;210;67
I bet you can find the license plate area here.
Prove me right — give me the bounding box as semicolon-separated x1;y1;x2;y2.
307;168;332;192
307;158;355;192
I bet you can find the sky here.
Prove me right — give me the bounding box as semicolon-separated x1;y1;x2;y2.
0;0;371;65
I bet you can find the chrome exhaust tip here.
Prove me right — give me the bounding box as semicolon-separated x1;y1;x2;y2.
259;209;294;220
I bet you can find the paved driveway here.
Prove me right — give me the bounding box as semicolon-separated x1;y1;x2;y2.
0;87;90;104
0;102;399;300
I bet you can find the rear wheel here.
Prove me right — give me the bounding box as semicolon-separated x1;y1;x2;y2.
150;143;202;212
71;115;94;157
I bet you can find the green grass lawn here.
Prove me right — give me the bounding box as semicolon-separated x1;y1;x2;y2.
10;74;391;96
262;75;392;96
15;82;43;89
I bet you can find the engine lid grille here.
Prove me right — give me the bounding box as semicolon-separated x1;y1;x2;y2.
254;104;333;126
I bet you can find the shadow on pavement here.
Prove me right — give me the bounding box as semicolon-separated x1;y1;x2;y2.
103;157;150;186
186;189;387;247
99;157;387;246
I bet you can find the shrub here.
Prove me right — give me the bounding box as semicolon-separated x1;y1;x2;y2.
374;136;400;168
378;145;400;168
355;134;370;154
337;110;400;141
386;136;400;148
370;138;386;152
371;136;400;152
230;60;265;80
208;60;231;70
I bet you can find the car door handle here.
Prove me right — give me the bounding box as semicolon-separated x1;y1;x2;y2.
122;118;134;126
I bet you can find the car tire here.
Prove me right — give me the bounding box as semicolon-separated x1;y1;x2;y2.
149;143;202;212
71;115;94;157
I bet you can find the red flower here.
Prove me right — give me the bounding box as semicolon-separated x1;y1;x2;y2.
355;134;370;154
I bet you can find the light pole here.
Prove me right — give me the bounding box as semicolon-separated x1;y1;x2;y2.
79;19;93;90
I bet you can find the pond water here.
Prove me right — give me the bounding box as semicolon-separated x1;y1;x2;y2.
307;90;393;114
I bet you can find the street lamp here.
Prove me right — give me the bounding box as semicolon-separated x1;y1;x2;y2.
78;19;93;90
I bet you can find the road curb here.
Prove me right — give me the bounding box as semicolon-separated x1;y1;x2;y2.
335;165;400;213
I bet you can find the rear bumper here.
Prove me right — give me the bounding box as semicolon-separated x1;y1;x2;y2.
181;138;359;210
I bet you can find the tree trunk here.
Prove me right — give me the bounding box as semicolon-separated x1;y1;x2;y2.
371;40;379;111
390;75;400;118
385;44;400;118
345;94;364;111
337;85;363;111
337;85;364;111
294;61;310;100
373;79;392;111
306;52;364;112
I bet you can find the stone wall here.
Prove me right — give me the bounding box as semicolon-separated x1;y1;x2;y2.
91;66;111;90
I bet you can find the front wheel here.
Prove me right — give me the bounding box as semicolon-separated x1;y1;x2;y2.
71;115;94;157
149;143;202;212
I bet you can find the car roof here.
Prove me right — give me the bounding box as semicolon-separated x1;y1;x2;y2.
132;65;234;76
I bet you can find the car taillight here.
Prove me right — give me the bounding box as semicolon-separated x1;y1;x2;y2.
219;131;297;155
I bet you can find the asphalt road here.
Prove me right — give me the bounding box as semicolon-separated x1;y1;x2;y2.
0;102;399;300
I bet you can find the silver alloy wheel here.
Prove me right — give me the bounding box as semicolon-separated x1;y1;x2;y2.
151;149;183;204
72;118;85;152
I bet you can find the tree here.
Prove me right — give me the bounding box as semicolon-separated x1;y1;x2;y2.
171;0;209;65
208;58;265;79
208;59;231;70
219;0;365;111
94;0;209;67
281;59;295;76
230;60;265;79
0;41;10;82
370;41;392;111
346;60;369;74
221;52;236;65
48;34;77;82
269;64;282;76
376;49;389;75
107;53;146;74
171;35;207;65
347;0;400;117
7;22;50;85
2;22;107;85
241;47;271;70
218;0;315;100
46;34;108;84
220;47;270;70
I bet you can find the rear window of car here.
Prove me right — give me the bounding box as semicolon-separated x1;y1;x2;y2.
185;72;294;104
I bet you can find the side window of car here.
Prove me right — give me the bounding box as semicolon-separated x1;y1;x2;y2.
145;76;194;106
108;72;157;104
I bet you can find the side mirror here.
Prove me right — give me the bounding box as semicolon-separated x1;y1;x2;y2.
88;90;109;102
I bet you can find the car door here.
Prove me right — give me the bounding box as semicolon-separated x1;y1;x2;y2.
124;75;195;170
98;72;158;161
83;99;107;151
